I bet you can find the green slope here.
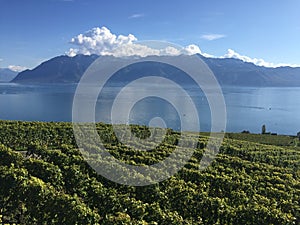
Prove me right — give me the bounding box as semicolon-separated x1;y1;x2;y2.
0;121;299;224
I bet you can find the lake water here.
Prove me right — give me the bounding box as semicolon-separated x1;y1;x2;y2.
0;83;299;135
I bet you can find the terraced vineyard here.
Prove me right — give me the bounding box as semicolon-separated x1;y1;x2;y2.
0;120;299;224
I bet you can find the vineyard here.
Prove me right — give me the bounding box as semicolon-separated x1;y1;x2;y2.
0;120;299;224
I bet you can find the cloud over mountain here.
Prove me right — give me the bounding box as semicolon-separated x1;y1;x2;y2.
66;26;202;57
8;65;27;72
67;27;137;57
67;26;300;68
222;49;300;68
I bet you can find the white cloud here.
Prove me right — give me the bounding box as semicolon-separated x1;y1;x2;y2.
67;48;79;57
8;65;27;72
182;44;202;55
201;34;226;41
67;27;138;56
66;26;299;68
221;49;300;68
129;13;144;19
160;46;181;56
66;26;204;58
108;43;160;57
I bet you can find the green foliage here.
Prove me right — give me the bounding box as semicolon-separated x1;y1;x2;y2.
0;120;299;224
224;132;297;147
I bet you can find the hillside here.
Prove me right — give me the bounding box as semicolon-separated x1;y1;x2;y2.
0;68;18;82
11;54;300;86
0;120;299;224
12;54;98;83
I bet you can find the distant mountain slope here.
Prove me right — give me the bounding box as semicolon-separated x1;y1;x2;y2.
11;54;300;86
12;54;99;83
202;56;300;86
0;68;18;82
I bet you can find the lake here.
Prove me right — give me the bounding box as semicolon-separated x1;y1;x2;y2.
0;82;299;135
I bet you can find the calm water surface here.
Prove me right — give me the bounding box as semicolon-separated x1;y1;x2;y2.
0;83;299;135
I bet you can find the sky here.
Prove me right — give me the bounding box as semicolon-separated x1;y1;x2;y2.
1;0;300;71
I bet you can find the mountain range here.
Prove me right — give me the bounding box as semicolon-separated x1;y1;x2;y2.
0;68;18;82
11;54;300;86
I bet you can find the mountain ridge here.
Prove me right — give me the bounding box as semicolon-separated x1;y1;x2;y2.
11;54;300;86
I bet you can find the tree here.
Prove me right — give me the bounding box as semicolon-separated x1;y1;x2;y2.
262;124;266;134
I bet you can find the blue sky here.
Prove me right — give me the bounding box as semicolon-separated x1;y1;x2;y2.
1;0;300;70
